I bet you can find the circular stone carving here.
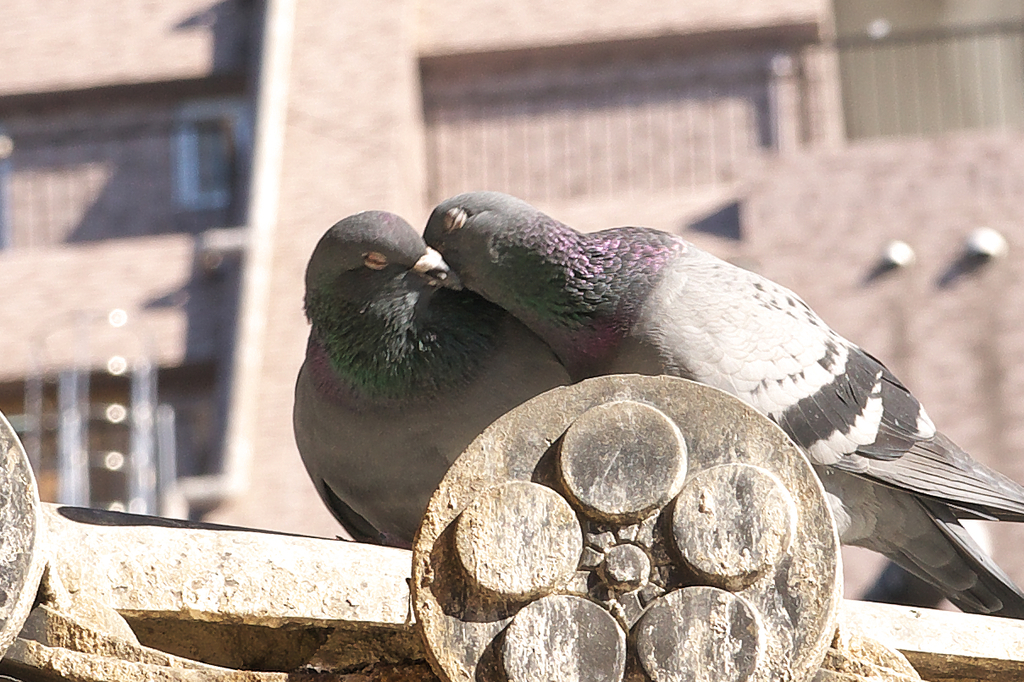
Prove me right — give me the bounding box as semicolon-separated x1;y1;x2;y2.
600;543;650;591
635;586;763;682
413;375;840;682
673;464;796;591
455;481;581;599
0;411;44;658
559;400;687;522
501;594;626;682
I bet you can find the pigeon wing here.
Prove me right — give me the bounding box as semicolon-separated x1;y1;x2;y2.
638;248;933;467
639;247;1024;520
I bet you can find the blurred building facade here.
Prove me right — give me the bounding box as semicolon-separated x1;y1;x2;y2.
2;0;1024;598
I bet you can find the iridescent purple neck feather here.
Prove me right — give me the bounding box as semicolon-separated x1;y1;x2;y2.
432;203;683;379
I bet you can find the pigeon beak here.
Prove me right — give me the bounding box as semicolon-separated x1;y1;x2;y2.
413;247;463;290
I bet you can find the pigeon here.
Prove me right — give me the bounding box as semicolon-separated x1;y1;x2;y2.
294;210;570;546
424;190;1024;617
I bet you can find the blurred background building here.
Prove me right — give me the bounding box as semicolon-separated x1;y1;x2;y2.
2;0;1024;601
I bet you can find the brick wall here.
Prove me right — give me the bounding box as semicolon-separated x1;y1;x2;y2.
0;233;234;380
3;104;244;247
418;0;827;56
0;0;255;96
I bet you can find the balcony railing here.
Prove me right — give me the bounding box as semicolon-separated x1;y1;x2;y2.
422;51;798;205
836;21;1024;139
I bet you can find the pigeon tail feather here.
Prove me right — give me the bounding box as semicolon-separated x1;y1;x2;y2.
853;431;1024;523
906;499;1024;618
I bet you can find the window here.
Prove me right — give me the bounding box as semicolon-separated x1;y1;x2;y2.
174;101;248;211
834;0;1024;138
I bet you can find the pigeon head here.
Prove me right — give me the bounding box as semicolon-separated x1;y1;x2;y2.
425;192;683;377
424;192;585;319
306;210;456;296
303;210;503;400
424;192;533;288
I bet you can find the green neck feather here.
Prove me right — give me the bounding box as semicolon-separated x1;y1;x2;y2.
306;274;506;401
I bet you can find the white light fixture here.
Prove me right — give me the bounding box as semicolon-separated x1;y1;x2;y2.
882;239;916;268
108;308;128;328
867;18;892;40
965;227;1008;259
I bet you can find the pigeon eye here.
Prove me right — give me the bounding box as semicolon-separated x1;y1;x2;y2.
443;207;468;232
363;252;388;270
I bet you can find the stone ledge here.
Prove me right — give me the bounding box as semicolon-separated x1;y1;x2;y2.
29;503;421;674
42;504;413;629
2;501;436;680
843;600;1024;681
3;499;1024;681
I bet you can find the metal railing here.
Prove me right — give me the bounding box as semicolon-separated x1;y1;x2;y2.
422;51;794;204
836;21;1024;139
22;308;176;516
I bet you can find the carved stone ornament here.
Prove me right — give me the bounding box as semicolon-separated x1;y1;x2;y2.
0;410;46;659
412;375;842;682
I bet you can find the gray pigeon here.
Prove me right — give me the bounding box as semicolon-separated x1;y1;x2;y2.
294;210;569;546
424;190;1024;617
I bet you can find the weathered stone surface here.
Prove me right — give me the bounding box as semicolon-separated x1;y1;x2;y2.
501;594;626;682
842;600;1024;680
121;618;332;672
19;600;156;666
413;375;841;682
28;561;143;650
672;464;796;591
4;628;438;682
27;379;1024;681
23;502;420;673
0;411;45;659
301;626;426;675
587;529;617;551
6;640;440;681
635;586;762;682
0;551;436;682
39;503;413;629
3;636;282;682
454;481;580;600
559;400;687;522
814;624;920;682
601;543;651;591
2;572;281;681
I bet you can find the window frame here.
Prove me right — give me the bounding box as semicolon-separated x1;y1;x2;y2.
173;99;250;211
